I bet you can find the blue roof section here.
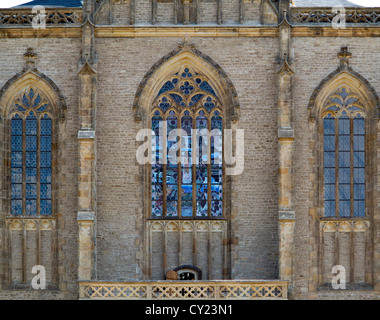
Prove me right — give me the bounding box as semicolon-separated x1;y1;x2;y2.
14;0;83;7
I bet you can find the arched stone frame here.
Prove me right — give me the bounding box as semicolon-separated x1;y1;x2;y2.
308;69;379;289
0;66;66;286
134;44;240;280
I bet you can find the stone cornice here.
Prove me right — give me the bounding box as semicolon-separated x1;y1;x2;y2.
1;25;380;39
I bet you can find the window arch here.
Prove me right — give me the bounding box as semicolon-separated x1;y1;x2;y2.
151;65;223;218
10;86;53;216
322;86;366;218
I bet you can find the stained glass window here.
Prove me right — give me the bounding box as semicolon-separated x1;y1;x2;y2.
323;87;366;217
151;66;223;218
10;87;53;216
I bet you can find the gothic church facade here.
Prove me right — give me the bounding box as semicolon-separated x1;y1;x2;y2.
0;0;380;300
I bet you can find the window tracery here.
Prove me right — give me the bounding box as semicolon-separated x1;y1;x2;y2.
10;87;53;216
151;66;223;218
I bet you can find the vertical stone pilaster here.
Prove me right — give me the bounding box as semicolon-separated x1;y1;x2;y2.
277;2;295;288
77;0;97;281
182;0;191;25
77;212;95;280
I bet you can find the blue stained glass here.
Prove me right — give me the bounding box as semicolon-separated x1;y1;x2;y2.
11;152;22;168
26;168;37;183
324;168;335;184
211;167;222;184
11;136;22;151
40;184;51;200
196;200;208;216
211;201;222;217
157;81;175;97
166;168;178;184
339;152;350;168
33;94;41;107
11;119;22;136
26;118;37;135
354;152;365;167
324;118;335;135
354;118;365;135
181;185;193;201
180;81;194;95
26;152;37;167
166;201;178;217
339;118;350;135
167;184;178;201
354;168;365;184
26;184;37;199
196;168;207;184
26;200;37;215
191;94;204;104
324;136;335;151
196;116;208;130
339;185;350;200
11;168;22;183
199;81;217;97
169;94;183;104
211;116;222;132
40;200;52;215
159;101;170;112
354;184;365;200
11;184;22;199
40;152;51;168
152;165;162;184
324;185;335;201
196;185;207;200
354;201;365;217
181;116;192;136
11;200;22;215
354;135;365;151
40;136;51;151
151;184;163;201
26;136;37;151
324;201;335;217
151;201;163;217
339;201;350;217
339;168;350;184
339;136;350;151
182;168;192;184
211;185;222;200
41;119;52;135
23;93;30;108
181;201;193;217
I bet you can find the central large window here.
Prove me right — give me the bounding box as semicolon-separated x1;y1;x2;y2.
151;66;223;218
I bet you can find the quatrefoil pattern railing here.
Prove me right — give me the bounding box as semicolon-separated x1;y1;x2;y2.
79;281;288;300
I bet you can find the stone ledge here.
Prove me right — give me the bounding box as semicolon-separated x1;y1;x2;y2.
78;130;95;140
77;211;95;221
279;211;295;221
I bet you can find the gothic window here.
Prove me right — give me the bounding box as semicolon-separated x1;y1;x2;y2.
10;87;53;216
323;87;366;218
151;66;223;218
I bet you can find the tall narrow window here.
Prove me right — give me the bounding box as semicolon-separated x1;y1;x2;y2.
151;66;223;218
323;87;366;217
10;87;53;216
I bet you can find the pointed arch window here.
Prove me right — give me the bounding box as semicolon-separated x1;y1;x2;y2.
10;87;53;216
323;87;366;218
151;66;223;218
